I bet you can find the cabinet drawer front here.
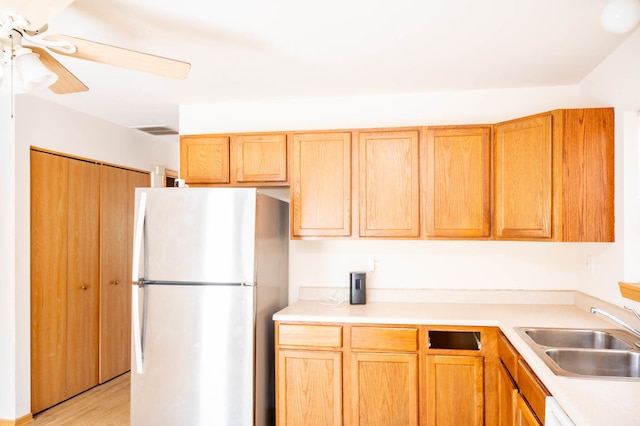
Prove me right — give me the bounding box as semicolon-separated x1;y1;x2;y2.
278;324;343;348
517;359;549;424
498;332;518;379
351;326;419;352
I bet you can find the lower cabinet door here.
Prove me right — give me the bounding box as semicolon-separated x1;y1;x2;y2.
277;349;342;426
516;393;543;426
349;352;420;426
497;361;519;426
426;355;484;426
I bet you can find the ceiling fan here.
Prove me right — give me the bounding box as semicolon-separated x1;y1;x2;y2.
0;0;190;94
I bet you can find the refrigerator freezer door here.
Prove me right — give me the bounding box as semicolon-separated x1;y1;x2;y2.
135;188;257;284
131;284;255;426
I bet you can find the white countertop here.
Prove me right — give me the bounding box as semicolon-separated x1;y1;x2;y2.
274;298;640;426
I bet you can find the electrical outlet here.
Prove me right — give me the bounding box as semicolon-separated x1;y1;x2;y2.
367;258;378;272
586;255;595;274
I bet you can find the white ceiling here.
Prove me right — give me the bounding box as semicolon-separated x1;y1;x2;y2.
13;0;635;136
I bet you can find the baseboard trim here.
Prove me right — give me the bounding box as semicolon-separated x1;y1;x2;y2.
0;414;34;426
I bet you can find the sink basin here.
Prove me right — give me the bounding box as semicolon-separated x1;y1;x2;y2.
522;328;633;350
545;349;640;379
515;327;640;380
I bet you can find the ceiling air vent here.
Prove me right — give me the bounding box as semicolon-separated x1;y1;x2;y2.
131;125;178;136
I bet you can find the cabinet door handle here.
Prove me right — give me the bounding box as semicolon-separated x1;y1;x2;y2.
111;279;120;285
80;285;88;290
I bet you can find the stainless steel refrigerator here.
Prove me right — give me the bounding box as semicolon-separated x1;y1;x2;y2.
130;187;289;426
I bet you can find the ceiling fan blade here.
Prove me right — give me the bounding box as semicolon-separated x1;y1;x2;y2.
1;0;76;31
30;46;88;94
44;34;191;80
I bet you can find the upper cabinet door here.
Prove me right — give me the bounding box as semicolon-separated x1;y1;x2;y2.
291;132;352;237
560;108;614;242
358;130;421;238
494;114;553;239
426;126;491;238
180;135;230;184
233;133;287;184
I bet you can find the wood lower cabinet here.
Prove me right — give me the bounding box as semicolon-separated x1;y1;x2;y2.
276;323;498;426
498;361;518;426
278;349;343;426
426;355;484;426
494;108;614;241
30;149;149;413
349;352;419;425
276;324;343;426
497;332;548;426
515;393;542;426
348;326;420;425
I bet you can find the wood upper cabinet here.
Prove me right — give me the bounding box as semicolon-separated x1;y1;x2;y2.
99;165;149;383
234;133;287;183
494;113;552;239
180;133;288;186
494;108;614;241
180;135;230;184
358;130;421;238
291;132;352;237
31;151;100;414
425;126;491;238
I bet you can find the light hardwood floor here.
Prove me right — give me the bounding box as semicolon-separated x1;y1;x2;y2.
31;373;129;426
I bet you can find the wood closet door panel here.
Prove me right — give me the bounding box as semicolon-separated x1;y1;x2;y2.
99;167;149;382
65;159;100;397
30;151;70;413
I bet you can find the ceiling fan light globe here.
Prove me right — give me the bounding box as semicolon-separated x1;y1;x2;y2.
15;52;58;91
601;0;640;33
0;63;27;94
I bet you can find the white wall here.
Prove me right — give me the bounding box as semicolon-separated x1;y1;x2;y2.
180;85;620;304
0;95;178;421
578;27;640;311
0;95;19;420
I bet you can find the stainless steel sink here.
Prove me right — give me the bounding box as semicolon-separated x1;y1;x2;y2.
523;328;633;350
544;348;640;378
515;327;640;380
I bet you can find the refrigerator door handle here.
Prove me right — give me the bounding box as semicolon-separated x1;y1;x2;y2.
132;283;144;373
132;191;147;283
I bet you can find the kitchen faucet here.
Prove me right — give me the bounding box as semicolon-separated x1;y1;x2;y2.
590;306;640;344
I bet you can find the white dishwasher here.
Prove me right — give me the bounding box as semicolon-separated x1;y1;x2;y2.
545;397;575;426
